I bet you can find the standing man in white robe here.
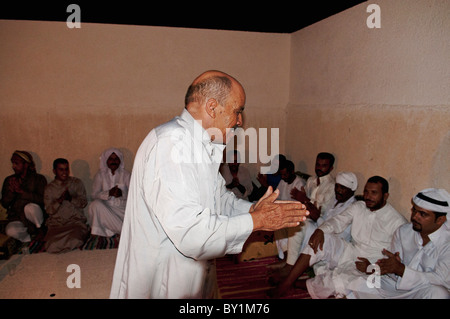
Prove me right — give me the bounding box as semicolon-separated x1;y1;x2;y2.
110;70;309;299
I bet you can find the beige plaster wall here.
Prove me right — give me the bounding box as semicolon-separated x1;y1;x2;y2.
1;0;449;218
0;20;290;197
286;0;450;216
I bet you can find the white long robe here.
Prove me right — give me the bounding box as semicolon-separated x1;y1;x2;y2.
89;148;131;237
304;201;407;298
305;174;336;213
110;109;253;299
275;176;305;259
350;221;450;299
285;175;334;265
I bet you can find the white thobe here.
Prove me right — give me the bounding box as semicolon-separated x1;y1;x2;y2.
350;221;450;299
277;176;305;201
289;197;357;267
317;196;356;242
303;201;407;298
89;167;131;237
285;174;335;265
110;109;253;299
305;174;335;213
274;176;305;259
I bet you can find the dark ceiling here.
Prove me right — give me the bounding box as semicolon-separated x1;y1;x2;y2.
2;1;366;33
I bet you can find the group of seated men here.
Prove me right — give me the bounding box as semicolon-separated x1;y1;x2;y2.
0;149;130;254
221;151;450;299
1;148;449;299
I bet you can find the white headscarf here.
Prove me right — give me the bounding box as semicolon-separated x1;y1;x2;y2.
99;148;125;173
335;171;358;191
413;188;450;214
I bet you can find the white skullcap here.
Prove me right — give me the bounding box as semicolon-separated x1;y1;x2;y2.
413;188;450;214
335;172;358;191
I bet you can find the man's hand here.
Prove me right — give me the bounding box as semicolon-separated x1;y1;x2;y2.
304;201;321;221
109;185;123;198
250;186;309;232
9;177;23;194
307;228;325;253
376;249;405;277
57;188;72;203
290;186;308;203
355;257;372;274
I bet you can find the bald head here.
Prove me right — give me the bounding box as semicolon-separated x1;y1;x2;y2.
184;70;246;144
185;70;244;108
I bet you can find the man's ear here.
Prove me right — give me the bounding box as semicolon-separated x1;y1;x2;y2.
205;98;217;119
436;215;447;227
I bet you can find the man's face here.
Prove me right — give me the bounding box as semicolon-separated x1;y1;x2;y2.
335;183;353;203
11;154;28;176
54;163;70;182
363;182;387;211
279;168;295;184
410;202;445;236
279;168;290;183
107;152;121;173
212;84;245;144
315;158;332;177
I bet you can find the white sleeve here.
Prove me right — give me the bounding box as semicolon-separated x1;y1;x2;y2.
397;247;450;291
91;172;110;201
318;202;356;234
144;136;253;261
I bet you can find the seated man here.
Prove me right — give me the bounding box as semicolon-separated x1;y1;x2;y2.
257;154;287;191
270;172;358;281
88;148;131;237
276;153;335;274
1;151;47;242
270;176;407;299
220;150;253;200
315;171;358;242
350;188;450;299
272;160;306;260
291;152;336;215
43;158;89;253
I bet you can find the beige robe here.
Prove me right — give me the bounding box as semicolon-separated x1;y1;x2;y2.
44;177;89;253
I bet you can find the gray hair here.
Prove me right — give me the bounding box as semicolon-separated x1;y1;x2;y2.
184;75;232;107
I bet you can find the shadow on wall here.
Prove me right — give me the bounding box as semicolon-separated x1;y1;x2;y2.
71;159;92;200
431;131;450;191
28;151;51;183
71;147;135;202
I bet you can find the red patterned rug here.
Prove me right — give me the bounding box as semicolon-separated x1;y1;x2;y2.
216;255;311;299
21;234;119;254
